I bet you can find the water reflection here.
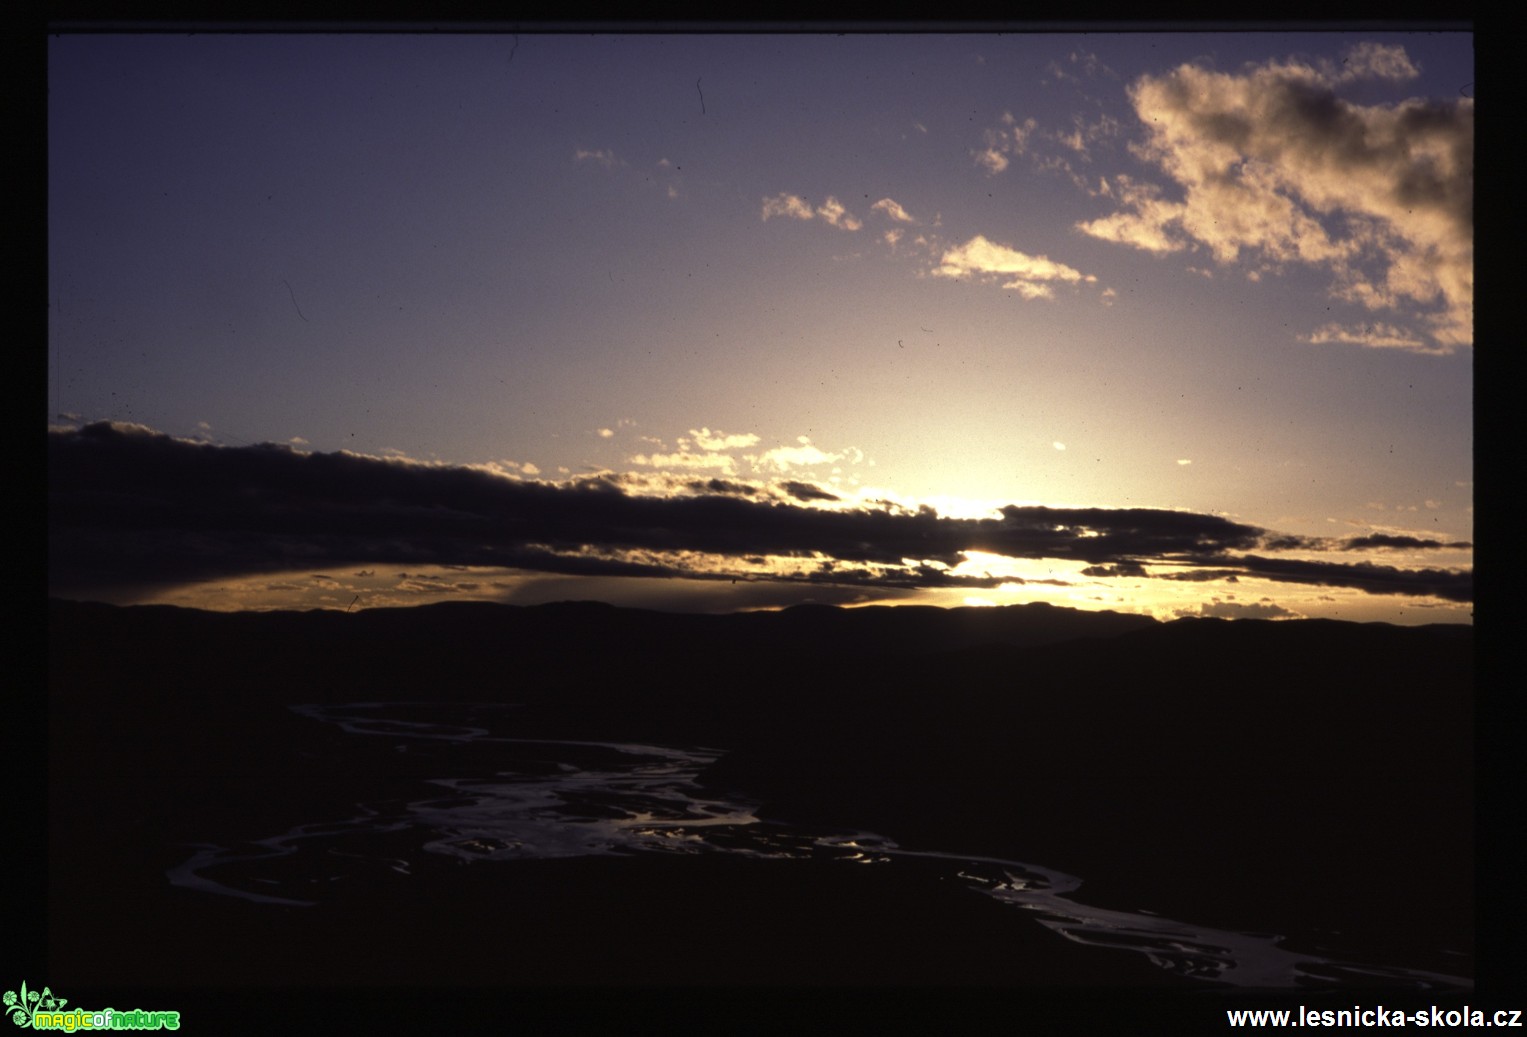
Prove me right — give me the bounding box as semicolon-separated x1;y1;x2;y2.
169;701;1469;990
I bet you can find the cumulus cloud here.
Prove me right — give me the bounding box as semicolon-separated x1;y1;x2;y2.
933;235;1097;297
48;423;1471;606
1077;42;1472;352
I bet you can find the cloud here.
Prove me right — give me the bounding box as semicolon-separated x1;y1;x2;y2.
1081;561;1148;578
629;450;737;474
689;427;760;451
747;437;856;472
48;423;1471;606
1331;42;1420;83
974;115;1037;175
1341;533;1471;551
574;148;622;168
1076;43;1472;351
933;235;1097;297
1188;553;1472;602
761;193;815;221
761;194;862;231
685;478;758;497
974;111;1120;189
1177;599;1301;621
814;196;862;231
780;481;841;503
1299;322;1439;354
870;198;916;223
974;147;1009;174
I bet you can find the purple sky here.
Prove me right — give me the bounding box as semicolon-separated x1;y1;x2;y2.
48;31;1473;622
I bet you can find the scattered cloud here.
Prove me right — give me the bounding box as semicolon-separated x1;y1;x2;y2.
1043;49;1119;85
1076;43;1472;352
761;193;861;230
974;115;1036;175
974;110;1121;189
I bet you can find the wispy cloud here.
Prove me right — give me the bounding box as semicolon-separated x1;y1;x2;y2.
574;148;622;168
973;110;1120;188
1298;322;1438;354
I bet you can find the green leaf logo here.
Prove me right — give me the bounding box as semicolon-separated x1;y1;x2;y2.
5;983;65;1027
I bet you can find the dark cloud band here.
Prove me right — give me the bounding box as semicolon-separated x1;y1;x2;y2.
48;423;1470;604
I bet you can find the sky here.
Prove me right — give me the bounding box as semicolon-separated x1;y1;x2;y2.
47;30;1474;623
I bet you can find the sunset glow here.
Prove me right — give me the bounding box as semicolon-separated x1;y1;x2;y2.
48;31;1472;624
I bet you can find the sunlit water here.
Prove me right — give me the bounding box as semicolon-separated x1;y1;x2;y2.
169;701;1469;990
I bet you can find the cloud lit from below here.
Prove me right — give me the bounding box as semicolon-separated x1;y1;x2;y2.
48;423;1471;615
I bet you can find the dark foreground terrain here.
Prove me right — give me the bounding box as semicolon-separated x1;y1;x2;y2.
44;598;1482;1022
